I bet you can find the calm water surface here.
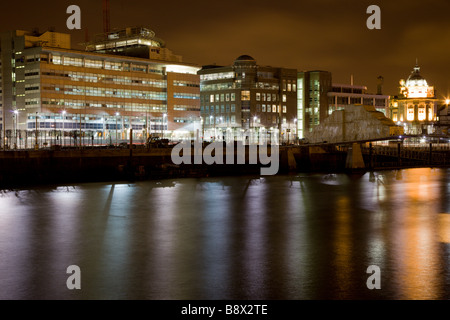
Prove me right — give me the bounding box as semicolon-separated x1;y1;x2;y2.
0;168;449;299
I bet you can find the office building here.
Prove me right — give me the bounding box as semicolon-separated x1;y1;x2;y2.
297;71;390;138
328;77;389;116
198;55;297;142
297;71;332;138
0;27;200;149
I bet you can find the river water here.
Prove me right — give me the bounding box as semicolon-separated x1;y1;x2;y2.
0;168;449;300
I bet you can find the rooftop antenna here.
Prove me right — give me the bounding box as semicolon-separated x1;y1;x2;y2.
103;0;110;34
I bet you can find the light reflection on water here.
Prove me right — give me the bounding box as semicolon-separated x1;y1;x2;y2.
0;168;449;300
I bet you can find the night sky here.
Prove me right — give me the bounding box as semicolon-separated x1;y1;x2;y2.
1;0;449;98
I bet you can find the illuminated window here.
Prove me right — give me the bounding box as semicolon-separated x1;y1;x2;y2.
272;105;277;113
231;104;236;112
407;106;414;121
210;94;214;103
256;93;261;101
418;107;425;121
215;94;219;102
282;105;287;113
262;104;266;112
287;83;292;92
428;107;433;120
226;93;230;101
267;94;271;102
231;93;235;101
220;94;224;102
52;55;61;65
241;90;250;101
262;93;266;101
393;112;398;122
283;94;287;102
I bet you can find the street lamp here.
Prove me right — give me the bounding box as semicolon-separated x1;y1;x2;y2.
200;116;204;142
62;110;66;147
210;115;214;141
13;110;18;149
162;113;167;139
293;118;297;144
115;112;120;146
219;117;223;141
253;116;258;144
35;112;39;150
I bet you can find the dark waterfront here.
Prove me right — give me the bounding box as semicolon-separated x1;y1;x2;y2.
0;168;449;300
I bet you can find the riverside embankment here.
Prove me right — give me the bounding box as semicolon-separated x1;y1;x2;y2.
2;142;449;188
0;145;313;188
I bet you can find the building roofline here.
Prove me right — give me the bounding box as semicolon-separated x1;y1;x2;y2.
40;46;200;69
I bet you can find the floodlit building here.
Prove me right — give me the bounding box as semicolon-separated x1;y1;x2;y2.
297;71;389;139
198;55;298;143
297;71;332;138
328;78;389;116
0;27;200;149
389;63;438;135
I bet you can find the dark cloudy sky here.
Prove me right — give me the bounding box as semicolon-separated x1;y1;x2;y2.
1;0;449;98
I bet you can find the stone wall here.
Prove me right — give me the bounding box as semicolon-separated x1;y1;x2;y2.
305;105;398;143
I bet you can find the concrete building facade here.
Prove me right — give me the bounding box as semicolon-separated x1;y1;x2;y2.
328;82;389;116
297;71;332;138
297;71;389;139
0;28;200;149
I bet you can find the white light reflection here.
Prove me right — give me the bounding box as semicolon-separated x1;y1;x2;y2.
284;176;310;298
198;180;232;299
242;177;268;298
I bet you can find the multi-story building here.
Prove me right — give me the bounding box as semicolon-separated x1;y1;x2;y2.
328;80;389;116
198;55;297;143
389;63;438;134
297;71;332;138
296;71;388;138
0;27;200;149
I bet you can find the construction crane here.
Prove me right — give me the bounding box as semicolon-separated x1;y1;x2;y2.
102;0;110;34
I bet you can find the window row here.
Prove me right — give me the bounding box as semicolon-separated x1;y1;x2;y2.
173;80;200;88
41;69;166;87
41;99;167;112
50;55;163;74
173;93;200;100
42;85;167;100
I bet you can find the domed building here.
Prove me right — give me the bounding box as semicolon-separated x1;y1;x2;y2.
389;63;438;134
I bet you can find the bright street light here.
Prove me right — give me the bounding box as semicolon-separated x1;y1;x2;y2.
62;110;66;147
